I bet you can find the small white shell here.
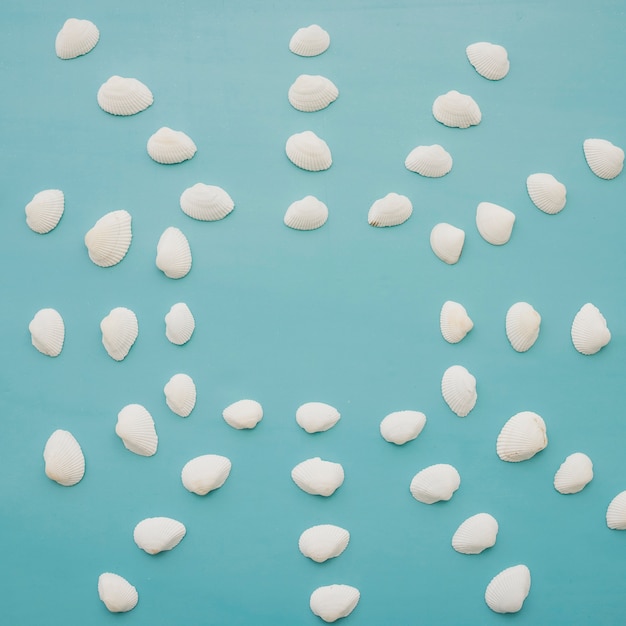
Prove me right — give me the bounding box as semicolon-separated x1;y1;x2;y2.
288;75;338;112
296;402;341;434
84;210;132;268
97;76;153;116
432;90;481;128
43;429;85;487
310;585;360;623
164;373;196;417
285;131;332;171
410;463;461;504
476;201;515;245
452;513;498;554
485;565;531;614
526;173;567;215
115;404;158;457
100;307;138;361
180;183;234;221
289;25;330;57
147;127;197;165
379;410;426;445
97;573;138;613
466;42;510;80
404;144;453;178
291;457;344;497
156;227;192;279
55;18;99;59
368;192;412;227
25;189;65;234
133;517;186;554
441;365;477;417
583;138;624;180
505;302;541;352
181;454;232;495
496;411;548;462
29;308;65;357
571;303;611;355
222;399;263;430
430;223;465;265
606;491;626;530
298;524;350;563
284;196;329;231
554;453;593;494
440;301;474;344
165;303;195;345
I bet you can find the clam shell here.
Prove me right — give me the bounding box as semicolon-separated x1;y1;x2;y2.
505;302;541;352
298;524;350;563
441;365;477;417
222;399;263;430
430;223;465;264
452;513;498;554
571;303;611;355
296;402;341;434
404;144;453;178
43;429;85;487
379;410;426;445
179;183;234;221
606;491;626;530
485;565;531;614
147;127;197;164
181;454;232;495
285;131;332;171
368;192;412;227
55;18;99;59
440;301;474;344
165;302;195;345
554;452;593;494
25;189;64;234
97;76;153;116
288;74;338;112
133;517;186;554
100;307;138;361
97;573;138;613
410;463;461;504
526;173;567;214
466;42;510;80
583;138;624;180
291;457;344;496
284;195;329;231
29;308;65;357
432;90;481;128
164;373;196;417
476;201;515;245
115;404;158;457
156;227;192;279
289;24;330;57
310;585;360;623
84;210;132;268
496;411;548;462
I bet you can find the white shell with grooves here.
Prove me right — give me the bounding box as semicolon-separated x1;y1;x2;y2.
526;173;567;214
466;42;510;80
288;75;338;112
55;18;99;59
452;513;498;554
404;144;452;177
165;302;195;345
115;404;158;457
606;491;626;530
441;365;477;417
180;183;234;221
285;131;332;171
505;302;541;352
496;411;548;462
440;301;473;344
164;373;196;417
296;402;341;433
181;454;232;495
97;76;153;116
410;464;461;504
43;429;85;487
84;210;132;267
310;585;360;623
368;192;412;227
29;308;65;357
430;223;465;264
133;517;186;554
571;303;611;355
147;127;197;164
25;189;65;234
476;202;515;245
583;138;624;179
100;307;138;361
554;453;593;494
284;196;329;231
379;410;426;445
298;524;350;562
222;399;263;429
97;573;138;613
485;565;531;614
289;25;330;57
432;90;481;128
291;457;344;496
156;227;192;279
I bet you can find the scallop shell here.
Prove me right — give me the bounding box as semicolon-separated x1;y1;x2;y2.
432;90;481;128
29;308;65;357
296;402;341;434
84;210;132;268
147;127;197;164
115;404;158;457
288;74;339;112
284;196;329;231
452;513;498;554
222;399;263;430
97;76;153;116
165;302;195;345
285;131;332;171
485;565;531;614
133;517;186;554
164;373;196;417
368;192;412;227
505;302;541;352
404;144;453;178
289;24;330;57
583;138;624;180
181;454;232;495
496;411;548;462
429;223;465;265
100;307;138;361
571;303;611;355
156;226;192;279
554;452;593;494
441;365;477;417
526;173;567;214
476;201;515;245
291;457;344;497
43;429;85;487
25;189;65;234
298;524;350;563
379;410;426;445
606;491;626;530
55;18;99;59
97;573;138;613
179;183;234;221
440;301;474;344
410;463;461;504
466;42;510;80
310;585;360;623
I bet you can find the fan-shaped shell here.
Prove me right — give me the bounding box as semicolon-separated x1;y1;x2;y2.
430;223;465;264
222;399;263;430
25;189;64;234
432;90;481;128
410;463;460;504
296;402;341;434
583;138;624;180
485;565;531;614
84;210;132;268
55;18;99;59
284;196;329;231
97;76;153;116
100;307;138;361
179;183;234;221
571;303;611;355
165;302;195;345
43;429;85;487
505;302;541;352
466;42;510;80
496;411;548;462
554;452;593;494
299;525;350;563
156;227;192;279
476;202;515;245
452;513;498;554
133;517;186;554
379;410;426;445
606;491;626;530
164;373;196;417
440;301;474;344
115;404;158;457
147;127;197;164
291;457;344;496
526;173;567;214
289;24;330;57
441;365;477;417
310;585;360;623
97;573;138;613
285;131;332;171
29;308;65;357
288;74;339;112
181;454;232;495
404;144;453;178
368;192;412;227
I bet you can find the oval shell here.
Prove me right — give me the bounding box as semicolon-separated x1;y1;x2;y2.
25;189;65;234
466;42;510;80
310;585;360;623
485;565;531;614
147;127;197;164
432;90;481;128
476;201;515;245
222;399;263;430
43;429;85;487
441;365;477;417
505;302;541;352
156;227;192;279
410;463;461;504
97;76;153;116
298;524;350;563
133;517;186;554
291;457;344;496
496;411;548;462
84;210;132;268
164;373;196;417
583;138;624;180
115;404;158;457
526;173;567;214
284;195;329;231
606;491;626;530
165;302;195;345
554;452;593;494
368;192;412;227
404;144;452;178
296;402;341;433
571;303;611;355
289;25;330;57
179;183;234;221
285;131;332;171
379;410;426;445
97;573;138;613
440;301;473;344
55;18;99;59
181;454;232;495
29;308;65;357
452;513;498;554
100;307;138;361
288;74;338;112
430;223;465;264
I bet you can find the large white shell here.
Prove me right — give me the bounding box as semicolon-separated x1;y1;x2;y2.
285;131;332;171
430;223;465;265
368;192;412;227
97;76;153;116
164;373;196;417
496;411;548;462
606;491;626;530
466;42;510;80
571;303;611;355
505;302;541;352
452;513;498;554
298;524;350;563
379;410;426;445
43;429;85;487
147;127;197;164
25;189;65;234
156;227;192;279
526;173;567;215
115;404;158;457
165;302;195;345
222;399;263;430
432;90;481;128
97;573;138;613
476;202;515;245
404;144;453;178
288;75;338;112
410;463;461;504
296;402;341;434
583;138;624;180
310;585;360;623
133;517;186;554
440;301;474;344
289;25;330;57
485;565;531;614
179;183;234;221
284;196;329;231
100;307;138;361
181;454;232;495
55;18;99;59
29;308;65;357
441;365;477;417
554;452;593;494
291;457;344;496
84;210;132;268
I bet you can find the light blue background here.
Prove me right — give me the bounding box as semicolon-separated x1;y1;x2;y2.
1;0;625;624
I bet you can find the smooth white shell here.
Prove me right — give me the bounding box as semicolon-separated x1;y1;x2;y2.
84;210;132;268
404;144;453;178
476;202;515;245
505;302;541;352
43;429;85;487
29;308;65;357
25;189;64;234
291;457;344;496
452;513;498;554
156;227;192;279
606;491;626;530
285;131;332;171
299;525;350;563
289;25;330;57
288;74;338;112
554;452;593;494
310;585;360;623
100;307;138;361
97;76;153;116
147;127;197;164
432;90;481;128
55;18;99;59
296;402;341;433
180;183;234;221
485;565;531;614
368;192;412;227
222;399;263;430
115;404;158;457
583;138;624;180
97;573;138;613
526;173;567;215
441;365;477;417
496;411;548;462
440;301;474;344
430;223;465;264
164;373;196;417
410;464;461;504
165;302;195;345
181;454;232;495
379;410;426;445
571;303;611;355
133;517;186;554
466;42;510;80
284;196;329;231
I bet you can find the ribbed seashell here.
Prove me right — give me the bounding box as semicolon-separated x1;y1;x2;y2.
476;201;515;245
43;429;85;486
181;454;232;495
25;189;64;234
133;517;186;554
156;227;192;279
84;210;132;268
571;303;611;355
441;365;477;417
505;302;541;352
100;307;138;361
296;402;341;434
164;373;196;417
432;90;481;128
485;565;531;614
97;573;138;613
404;144;453;178
288;75;338;112
284;195;329;231
466;42;510;80
115;404;158;457
430;223;465;264
97;76;153;116
289;25;330;57
368;192;412;227
291;457;344;496
440;301;474;344
222;399;263;430
179;183;234;221
299;524;350;563
55;18;99;59
285;131;332;171
496;411;548;462
583;138;624;180
554;452;593;494
606;491;626;530
379;410;426;445
410;463;461;504
526;173;566;214
165;302;195;345
452;513;498;554
309;585;360;623
147;127;197;164
29;308;65;357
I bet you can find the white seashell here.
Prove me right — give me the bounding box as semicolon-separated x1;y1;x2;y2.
476;201;515;245
288;75;338;112
296;402;341;434
133;517;186;554
289;25;330;57
432;90;481;128
147;127;197;164
115;404;158;457
43;429;85;487
97;573;138;613
285;131;332;171
452;513;498;554
440;301;474;344
554;452;593;494
165;302;195;345
505;302;541;352
571;303;611;355
441;365;477;417
526;173;567;215
179;183;234;221
156;227;192;279
84;210;132;268
222;399;263;430
299;525;350;563
466;42;510;80
410;463;461;504
25;189;65;234
404;144;452;178
97;76;153;116
485;565;531;614
583;138;624;180
100;307;138;361
284;196;329;231
496;411;548;462
164;373;196;417
429;223;465;264
368;192;412;227
55;18;99;59
379;410;426;445
181;454;232;495
291;457;344;496
29;308;65;357
310;585;360;623
606;491;626;530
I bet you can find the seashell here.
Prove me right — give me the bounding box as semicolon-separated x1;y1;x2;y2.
100;307;138;361
476;201;515;245
452;513;498;554
222;399;263;430
554;452;593;495
296;402;341;434
404;144;453;178
379;410;426;445
429;223;465;264
291;457;344;496
165;302;195;345
156;227;192;279
441;365;477;417
25;189;65;234
440;301;474;344
284;195;329;231
485;565;531;614
289;24;330;57
526;173;567;215
288;74;339;112
310;585;360;623
466;42;510;80
179;183;234;221
97;573;138;613
583;138;624;180
299;524;350;563
84;210;132;268
43;429;85;487
29;308;65;357
181;454;232;495
606;491;626;530
571;303;611;355
410;463;461;504
164;373;196;417
147;127;197;164
55;18;99;59
496;411;548;462
505;302;541;352
285;131;332;171
368;192;412;227
97;76;153;116
115;404;158;457
133;517;186;554
432;90;481;128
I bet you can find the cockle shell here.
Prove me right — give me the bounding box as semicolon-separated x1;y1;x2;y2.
505;302;541;352
526;173;567;215
115;404;158;457
606;491;626;530
441;365;477;417
432;90;481;128
496;411;548;462
299;525;350;563
43;429;85;487
133;517;186;554
100;307;138;361
379;410;426;445
222;399;263;430
288;74;339;112
179;183;234;221
404;144;453;177
291;457;344;497
440;301;474;344
476;202;515;245
165;302;195;345
181;454;232;495
84;210;132;267
284;196;329;231
25;189;64;234
97;76;153;116
55;18;99;59
310;585;360;623
583;138;624;180
554;452;593;494
156;227;192;279
410;463;461;504
164;373;196;417
466;42;510;80
485;565;531;614
29;308;65;357
430;223;465;264
147;127;197;164
289;25;330;57
571;303;611;355
285;131;332;171
97;573;138;613
296;402;341;433
452;513;498;554
368;192;412;227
